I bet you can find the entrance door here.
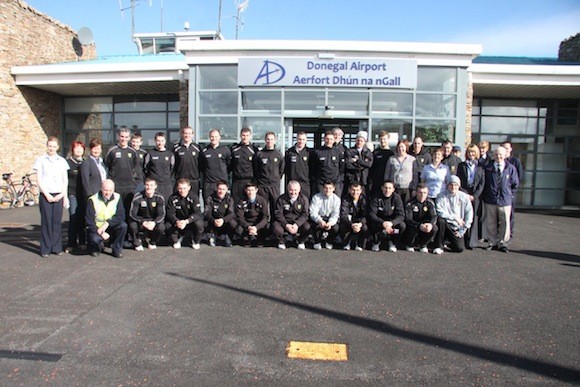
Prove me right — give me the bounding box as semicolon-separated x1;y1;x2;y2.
291;119;364;149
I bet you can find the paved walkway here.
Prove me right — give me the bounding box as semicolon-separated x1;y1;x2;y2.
0;206;578;385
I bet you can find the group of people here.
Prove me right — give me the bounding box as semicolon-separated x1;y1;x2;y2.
32;125;522;258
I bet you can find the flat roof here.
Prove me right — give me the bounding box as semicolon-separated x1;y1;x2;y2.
10;42;580;99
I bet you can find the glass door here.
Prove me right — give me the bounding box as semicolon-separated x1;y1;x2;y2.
290;119;365;149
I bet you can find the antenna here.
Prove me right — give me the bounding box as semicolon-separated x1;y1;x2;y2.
235;0;249;39
77;27;94;45
217;0;222;36
160;0;164;32
119;0;153;42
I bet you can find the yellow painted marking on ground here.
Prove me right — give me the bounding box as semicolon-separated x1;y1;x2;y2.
0;223;29;228
286;341;348;361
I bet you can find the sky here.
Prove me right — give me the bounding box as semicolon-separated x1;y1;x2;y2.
25;0;580;58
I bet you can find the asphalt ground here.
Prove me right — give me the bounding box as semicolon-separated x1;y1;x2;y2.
0;206;578;385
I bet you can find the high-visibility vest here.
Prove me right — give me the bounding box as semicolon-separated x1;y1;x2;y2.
89;192;121;228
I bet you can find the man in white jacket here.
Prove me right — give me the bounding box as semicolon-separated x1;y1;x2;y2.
309;181;341;250
434;175;473;254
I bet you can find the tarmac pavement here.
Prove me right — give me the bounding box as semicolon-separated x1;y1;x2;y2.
0;206;578;385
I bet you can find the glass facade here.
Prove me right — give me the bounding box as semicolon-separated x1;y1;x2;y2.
472;98;580;207
62;94;179;154
194;64;465;148
58;62;579;209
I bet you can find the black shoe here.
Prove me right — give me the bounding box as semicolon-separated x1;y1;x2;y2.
249;237;258;247
223;235;233;248
112;251;123;258
499;246;509;253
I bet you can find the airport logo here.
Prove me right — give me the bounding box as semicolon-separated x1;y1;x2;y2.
253;60;286;85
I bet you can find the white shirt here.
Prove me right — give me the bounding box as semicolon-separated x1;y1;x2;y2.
33;154;69;193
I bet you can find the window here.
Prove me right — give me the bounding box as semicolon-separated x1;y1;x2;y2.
284;90;325;111
199;91;238;114
372;92;413;116
417;67;457;92
415;120;455;143
199;66;237;89
64;95;179;153
416;94;456;118
242;91;281;112
327;91;368;113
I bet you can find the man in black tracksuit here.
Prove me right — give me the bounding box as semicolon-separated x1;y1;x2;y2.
145;132;175;200
105;127;138;218
201;129;231;201
345;133;373;194
204;181;236;247
165;178;204;249
442;140;462;176
313;130;343;195
410;136;432;187
369;180;406;252
370;130;394;197
131;133;147;193
128;178;166;250
230;127;258;203
255;131;284;218
173;126;202;197
234;182;269;247
271;180;311;249
339;182;369;251
403;183;438;252
285;131;313;198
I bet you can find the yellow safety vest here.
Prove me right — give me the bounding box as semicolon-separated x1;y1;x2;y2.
89;192;121;228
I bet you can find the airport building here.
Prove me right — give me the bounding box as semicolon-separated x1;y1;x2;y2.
3;1;580;207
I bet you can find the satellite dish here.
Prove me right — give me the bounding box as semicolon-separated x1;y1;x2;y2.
77;27;94;45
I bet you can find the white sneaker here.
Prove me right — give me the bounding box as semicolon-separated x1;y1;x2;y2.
405;246;415;252
192;243;201;250
343;244;351;251
209;238;216;247
148;244;157;250
325;243;333;250
433;247;444;255
388;242;397;252
313;243;322;250
135;245;144;252
278;243;286;250
297;243;306;250
355;245;363;251
173;241;181;249
419;246;429;253
372;243;380;252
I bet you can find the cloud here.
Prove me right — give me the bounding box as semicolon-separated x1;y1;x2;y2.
451;9;580;57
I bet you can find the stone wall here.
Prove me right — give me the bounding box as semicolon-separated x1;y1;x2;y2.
464;78;474;147
0;0;96;177
179;80;189;130
558;33;580;62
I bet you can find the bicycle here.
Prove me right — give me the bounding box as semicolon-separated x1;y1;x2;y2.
0;172;39;209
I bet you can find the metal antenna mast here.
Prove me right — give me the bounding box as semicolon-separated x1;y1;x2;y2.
217;0;223;36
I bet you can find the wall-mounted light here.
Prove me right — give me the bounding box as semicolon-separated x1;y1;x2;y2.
318;105;334;120
178;69;186;84
318;53;336;60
